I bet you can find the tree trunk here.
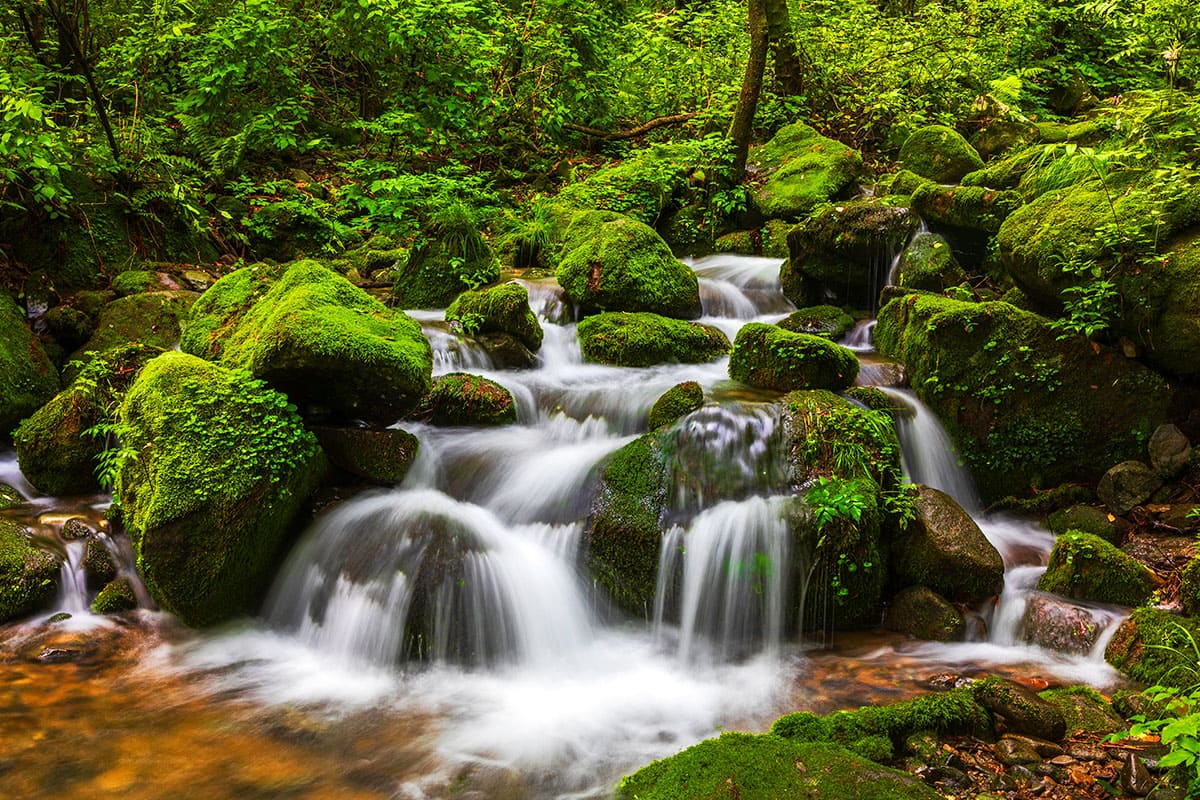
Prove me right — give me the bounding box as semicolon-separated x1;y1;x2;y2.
765;0;804;96
728;0;769;179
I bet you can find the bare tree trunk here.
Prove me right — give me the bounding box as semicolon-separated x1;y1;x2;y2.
765;0;804;96
728;0;769;178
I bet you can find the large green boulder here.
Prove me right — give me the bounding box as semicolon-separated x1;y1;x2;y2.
1105;608;1200;685
114;352;326;626
899;125;984;183
729;323;858;392
1037;531;1158;606
891;486;1004;603
13;344;162;495
781;201;918;307
910;183;1023;236
0;520;58;623
67;291;197;371
895;232;967;292
411;372;518;427
875;293;1171;499
556;212;701;319
748;122;865;220
0;292;59;439
577;312;729;367
555;143;703;226
446;282;543;351
182;260;433;422
617;733;941;800
648;381;704;430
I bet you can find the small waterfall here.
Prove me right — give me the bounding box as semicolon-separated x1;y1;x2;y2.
989;565;1045;646
98;529;156;609
698;278;759;319
841;319;876;352
265;489;594;667
876;387;981;513
684;254;794;315
56;539;90;614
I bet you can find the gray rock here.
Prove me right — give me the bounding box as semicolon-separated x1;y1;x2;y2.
1148;424;1191;478
995;736;1043;766
1020;594;1106;655
884;585;965;642
1097;461;1163;515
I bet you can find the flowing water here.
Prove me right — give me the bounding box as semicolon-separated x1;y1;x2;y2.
0;254;1130;799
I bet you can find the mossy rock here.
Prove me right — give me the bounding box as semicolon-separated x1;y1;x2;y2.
960;144;1045;191
13;344;163;495
91;577;138;614
41;305;95;352
391;241;500;310
110;270;160;297
895;232;967;292
446;282;543;351
879;169;935;197
0;291;60;440
899;125;984;183
0;520;58;623
66;291;197;374
748;122;866;220
617;733;941;800
973;676;1067;741
729;323;858;392
891;486;1004;603
969;118;1039;160
577;311;729;367
556;212;701;319
874;293;1171;500
1105;607;1200;686
1046;504;1121;544
1037;531;1158;606
1038;687;1124;737
910;183;1023;236
182;260;433;422
712;222;791;258
783;390;902;487
780;201;917;308
115;352;326;626
556;143;703;226
311;425;420;485
0;483;22;511
883;585;965;641
778;306;856;340
331;235;409;280
1143;233;1200;379
648;381;704;430
411;372;517;427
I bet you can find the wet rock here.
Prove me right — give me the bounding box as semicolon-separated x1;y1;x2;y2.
904;730;943;764
1020;594;1106;655
748;122;865;220
578;312;729;367
648;381;703;431
778;305;856;341
92;577;137;613
312;425;419;485
0;290;60;438
1121;752;1156;796
891;486;1005;603
884;585;965;642
899;125;984;184
973;677;1067;741
1098;461;1163;515
46;612;72;623
59;518;94;540
895;232;967;293
446;282;543;352
0;520;58;623
1148;424;1191;478
1039;688;1124;736
729;323;859;392
85;537;117;589
411;373;518;427
1037;531;1158;606
475;332;537;370
1065;743;1109;762
1046;504;1122;544
995;736;1041;766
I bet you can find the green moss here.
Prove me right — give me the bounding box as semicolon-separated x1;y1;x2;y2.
648;381;704;430
412;372;517;427
874;293;1170;500
182;260;433;422
960;145;1045;190
13;344;162;495
881;169;935;197
1182;557;1200;617
899;125;984;183
770;711;831;741
617;734;940;800
910;183;1023;235
1046;504;1120;544
91;577;138;614
778;305;856;340
0;519;58;622
0;483;21;510
67;291;197;371
749;122;865;220
111;270;159;296
556;212;701;319
556;143;703;226
1037;531;1158;606
391;241;500;310
577;312;729;367
1105;608;1200;687
115;352;326;626
586;433;669;616
843;387;895;413
896;232;967;292
972;676;1066;741
0;291;60;440
446;282;543;351
1038;687;1124;736
729;323;858;393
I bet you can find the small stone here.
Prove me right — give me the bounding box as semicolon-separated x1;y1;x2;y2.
46;612;72;624
60;517;95;540
1148;424;1191;479
1121;752;1156;796
1065;744;1108;762
995;736;1041;766
1049;754;1076;766
1098;461;1163;515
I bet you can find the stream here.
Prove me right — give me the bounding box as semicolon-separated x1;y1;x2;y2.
0;254;1128;799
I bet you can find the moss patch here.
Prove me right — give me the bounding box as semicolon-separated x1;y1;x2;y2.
578;312;729;367
446;282;543;351
67;291;197;371
778;305;856;341
0;520;58;623
411;372;518;427
910;183;1023;235
1105;608;1200;687
1037;531;1158;606
899;125;984;183
0;291;60;440
896;232;967;292
730;323;858;392
556;143;703;226
749;122;865;220
648;381;704;430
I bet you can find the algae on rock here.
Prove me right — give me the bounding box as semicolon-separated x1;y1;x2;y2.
729;322;859;392
577;311;729;367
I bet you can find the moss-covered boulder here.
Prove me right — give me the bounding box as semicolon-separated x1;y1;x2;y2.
445;282;543;351
748;122;865;220
648;381;704;430
390;226;500;309
556;212;701;319
1046;504;1121;544
895;232;967;292
1106;608;1200;685
114;352;326;626
729;323;858;392
182;260;433;422
1037;531;1158;606
577;312;729;367
311;425;420;485
13;344;163;495
0;520;58;623
780;201;917;307
899;125;984;184
910;183;1023;236
972;676;1067;741
411;372;517;427
556;143;703;226
1097;460;1163;515
41;305;95;353
91;577;138;614
883;584;964;641
891;486;1004;603
67;291;197;370
617;734;941;800
1021;594;1108;655
777;305;856;340
1039;687;1124;737
0;291;60;439
875;294;1171;499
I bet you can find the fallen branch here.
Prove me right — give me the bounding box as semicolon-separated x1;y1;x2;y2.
564;112;698;141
